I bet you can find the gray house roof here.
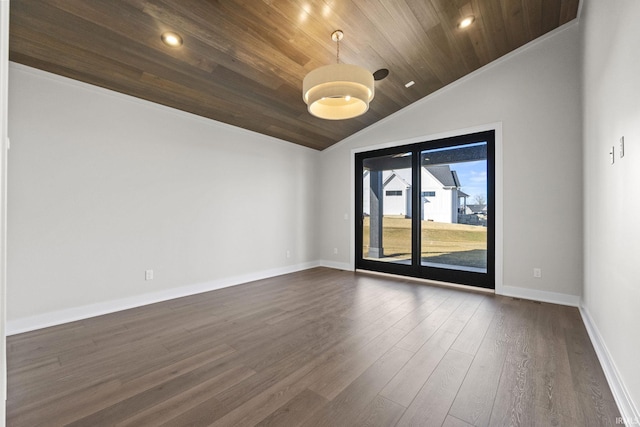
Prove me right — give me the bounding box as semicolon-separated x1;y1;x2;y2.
425;165;458;187
467;204;488;213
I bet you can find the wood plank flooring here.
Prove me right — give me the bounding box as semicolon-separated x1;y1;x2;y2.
6;267;621;426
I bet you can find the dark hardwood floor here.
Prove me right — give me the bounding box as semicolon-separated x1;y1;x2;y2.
6;268;621;426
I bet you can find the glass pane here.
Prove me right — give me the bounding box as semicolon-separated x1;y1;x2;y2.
420;143;487;272
362;152;412;264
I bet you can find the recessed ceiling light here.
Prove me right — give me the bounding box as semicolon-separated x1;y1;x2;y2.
161;31;183;47
405;81;415;88
458;16;475;29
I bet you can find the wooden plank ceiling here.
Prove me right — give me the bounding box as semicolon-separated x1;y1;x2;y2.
9;0;579;150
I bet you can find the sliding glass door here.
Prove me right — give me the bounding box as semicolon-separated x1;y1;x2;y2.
355;131;495;289
361;151;413;265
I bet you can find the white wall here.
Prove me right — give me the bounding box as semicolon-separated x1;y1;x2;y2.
382;175;409;216
7;64;319;331
1;1;9;423
319;23;584;302
422;169;455;223
581;0;640;419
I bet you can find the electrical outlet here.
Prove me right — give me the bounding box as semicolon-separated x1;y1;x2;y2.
145;269;154;281
533;268;542;278
286;250;291;259
333;247;338;254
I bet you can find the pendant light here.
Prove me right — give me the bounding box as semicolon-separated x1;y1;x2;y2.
302;30;374;120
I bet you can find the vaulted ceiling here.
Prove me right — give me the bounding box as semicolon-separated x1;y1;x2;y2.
9;0;579;150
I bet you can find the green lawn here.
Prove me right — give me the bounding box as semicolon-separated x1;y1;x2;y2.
363;216;487;269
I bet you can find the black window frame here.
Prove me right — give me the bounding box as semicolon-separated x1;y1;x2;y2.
355;130;496;290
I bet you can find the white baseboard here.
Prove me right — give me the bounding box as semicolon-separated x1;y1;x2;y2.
498;285;580;307
318;260;352;271
580;305;639;424
6;261;321;335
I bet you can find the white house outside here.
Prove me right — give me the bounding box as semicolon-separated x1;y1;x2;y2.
363;165;464;223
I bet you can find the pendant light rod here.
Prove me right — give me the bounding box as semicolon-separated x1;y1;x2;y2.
331;30;343;64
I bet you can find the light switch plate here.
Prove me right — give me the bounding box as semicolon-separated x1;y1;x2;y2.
610;146;615;164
